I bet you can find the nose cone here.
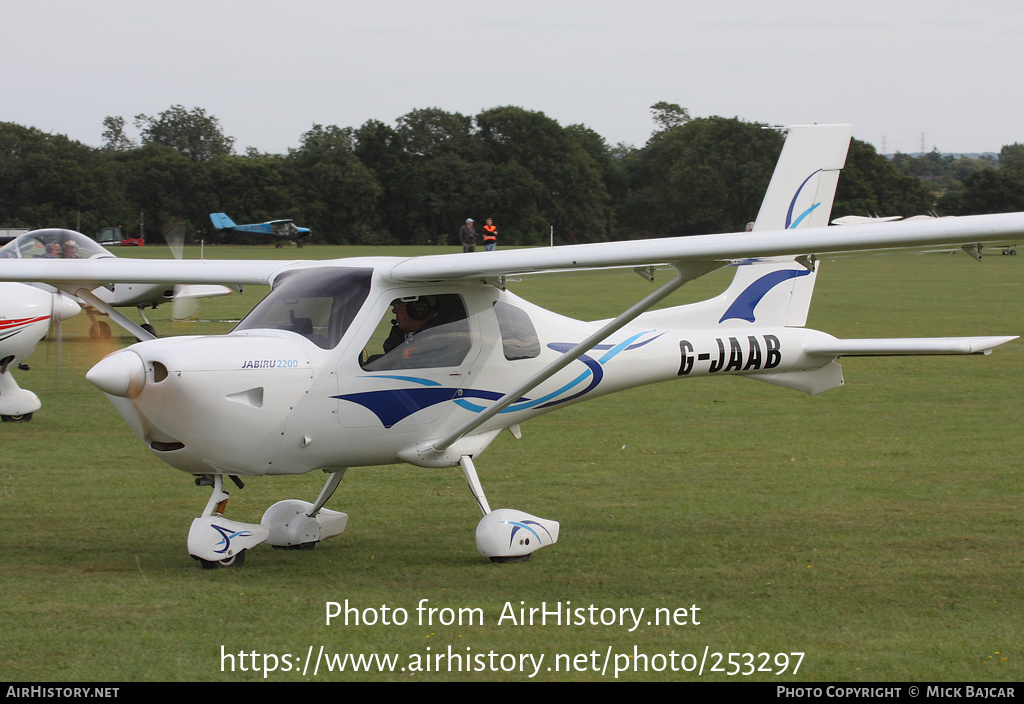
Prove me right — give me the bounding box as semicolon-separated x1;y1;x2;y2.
87;351;147;398
53;294;81;321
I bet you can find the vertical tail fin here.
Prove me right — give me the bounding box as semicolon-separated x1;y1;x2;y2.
209;213;236;230
639;124;852;330
730;124;852;328
752;124;851;233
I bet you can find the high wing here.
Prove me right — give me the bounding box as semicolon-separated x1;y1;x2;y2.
0;257;299;289
1;212;1023;291
382;211;1024;283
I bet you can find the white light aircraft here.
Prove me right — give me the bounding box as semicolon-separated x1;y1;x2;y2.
0;228;233;420
0;124;1020;569
0;228;233;341
0;283;80;421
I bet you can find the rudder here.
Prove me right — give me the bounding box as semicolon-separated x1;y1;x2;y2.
641;125;851;330
210;213;236;230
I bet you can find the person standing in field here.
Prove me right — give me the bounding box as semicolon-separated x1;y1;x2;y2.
482;218;498;251
459;219;477;253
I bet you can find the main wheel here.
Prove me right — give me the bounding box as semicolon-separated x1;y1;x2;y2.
1;413;33;422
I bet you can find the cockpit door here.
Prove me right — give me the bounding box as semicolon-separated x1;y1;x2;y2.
336;289;482;429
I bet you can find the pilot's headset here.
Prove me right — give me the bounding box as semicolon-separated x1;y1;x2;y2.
404;295;437;321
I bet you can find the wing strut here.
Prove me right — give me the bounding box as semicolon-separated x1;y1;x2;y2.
431;261;720;453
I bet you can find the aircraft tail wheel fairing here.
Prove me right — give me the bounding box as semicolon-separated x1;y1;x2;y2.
476;509;560;562
262;499;349;549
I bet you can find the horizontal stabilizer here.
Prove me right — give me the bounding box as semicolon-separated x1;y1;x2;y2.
805;336;1017;357
831;215;903;226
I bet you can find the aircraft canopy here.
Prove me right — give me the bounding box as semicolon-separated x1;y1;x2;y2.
0;229;112;261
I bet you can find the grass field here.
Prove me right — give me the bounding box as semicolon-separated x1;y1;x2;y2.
0;244;1021;682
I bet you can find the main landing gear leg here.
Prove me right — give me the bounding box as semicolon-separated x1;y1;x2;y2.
261;470;349;550
187;475;269;569
459;455;559;563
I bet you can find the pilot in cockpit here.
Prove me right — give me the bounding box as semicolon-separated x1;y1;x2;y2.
384;296;438;350
362;294;470;370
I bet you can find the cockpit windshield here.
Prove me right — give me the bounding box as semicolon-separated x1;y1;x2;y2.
233;267;372;349
0;229;111;260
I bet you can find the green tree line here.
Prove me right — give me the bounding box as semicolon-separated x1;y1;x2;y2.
2;104;1020;246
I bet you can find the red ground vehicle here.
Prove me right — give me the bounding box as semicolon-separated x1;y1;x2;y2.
96;226;144;247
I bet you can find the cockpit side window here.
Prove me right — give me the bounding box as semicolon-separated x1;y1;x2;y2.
233;267;372;349
493;301;540;360
360;293;471;371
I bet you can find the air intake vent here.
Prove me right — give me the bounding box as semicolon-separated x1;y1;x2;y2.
153;361;168;383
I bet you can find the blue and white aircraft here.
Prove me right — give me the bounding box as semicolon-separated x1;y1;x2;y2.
0;125;1020;568
210;212;311;246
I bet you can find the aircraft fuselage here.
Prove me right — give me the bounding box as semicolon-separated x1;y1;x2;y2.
88;265;843;477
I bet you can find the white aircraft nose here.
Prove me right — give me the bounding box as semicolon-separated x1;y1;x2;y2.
53;294;81;321
87;351;147;398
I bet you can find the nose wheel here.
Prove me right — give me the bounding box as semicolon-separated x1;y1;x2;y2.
199;548;246;570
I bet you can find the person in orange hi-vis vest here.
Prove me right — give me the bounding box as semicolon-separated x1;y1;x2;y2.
482;218;498;251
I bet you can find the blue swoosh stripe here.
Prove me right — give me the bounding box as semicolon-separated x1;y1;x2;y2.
335;387;505;428
786;169;822;229
506;520;555;547
788;202;820;229
337;332;664;426
455;331;664;413
719;268;813;323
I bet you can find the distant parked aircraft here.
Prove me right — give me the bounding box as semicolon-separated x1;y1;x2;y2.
210;213;311;247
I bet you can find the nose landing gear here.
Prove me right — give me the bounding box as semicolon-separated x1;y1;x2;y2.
187;475;269;569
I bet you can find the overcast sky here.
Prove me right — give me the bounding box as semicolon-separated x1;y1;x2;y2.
4;1;1022;156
